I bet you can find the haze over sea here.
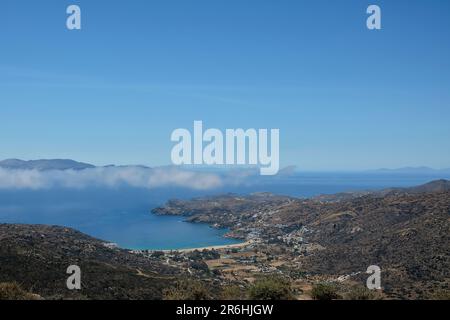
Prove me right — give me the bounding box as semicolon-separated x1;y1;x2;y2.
1;172;449;250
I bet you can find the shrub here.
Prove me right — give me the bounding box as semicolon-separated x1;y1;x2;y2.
429;290;450;300
311;283;341;300
189;261;209;272
247;276;294;300
0;282;39;300
345;286;378;300
163;280;212;300
221;285;246;300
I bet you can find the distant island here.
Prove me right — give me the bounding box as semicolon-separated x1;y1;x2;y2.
367;166;450;174
0;159;95;171
1;158;449;174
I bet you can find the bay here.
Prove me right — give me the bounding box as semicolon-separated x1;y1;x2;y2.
0;172;448;250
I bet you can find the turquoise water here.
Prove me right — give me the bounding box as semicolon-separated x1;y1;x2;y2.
0;188;241;250
81;212;241;250
1;172;448;250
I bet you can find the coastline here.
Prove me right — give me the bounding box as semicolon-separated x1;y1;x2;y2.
159;239;255;253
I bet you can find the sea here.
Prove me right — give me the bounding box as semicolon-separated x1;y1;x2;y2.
0;172;448;250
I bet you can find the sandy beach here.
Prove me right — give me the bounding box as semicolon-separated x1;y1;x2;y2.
161;240;255;253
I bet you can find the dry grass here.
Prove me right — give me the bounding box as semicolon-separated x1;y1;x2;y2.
0;282;41;300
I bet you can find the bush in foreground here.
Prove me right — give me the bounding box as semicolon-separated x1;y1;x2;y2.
163;280;212;300
0;282;40;300
221;285;246;300
345;285;380;300
311;282;341;300
247;276;294;300
429;290;450;300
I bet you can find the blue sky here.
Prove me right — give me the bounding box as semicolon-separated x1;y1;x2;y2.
1;0;449;170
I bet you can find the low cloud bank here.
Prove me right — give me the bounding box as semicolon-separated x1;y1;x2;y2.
0;166;225;190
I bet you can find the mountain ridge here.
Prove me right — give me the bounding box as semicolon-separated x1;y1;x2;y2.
0;159;153;171
313;179;450;202
1;158;449;174
0;159;95;171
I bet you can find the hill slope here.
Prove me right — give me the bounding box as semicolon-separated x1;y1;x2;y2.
0;224;178;299
154;180;450;299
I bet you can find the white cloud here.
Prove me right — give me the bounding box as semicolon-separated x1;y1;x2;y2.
0;166;224;190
